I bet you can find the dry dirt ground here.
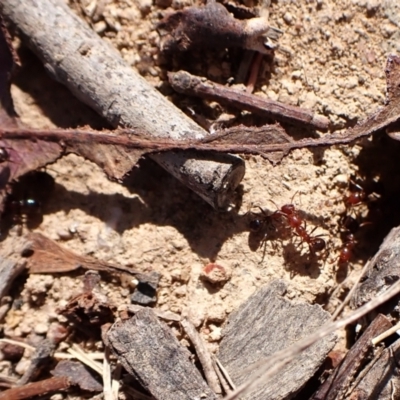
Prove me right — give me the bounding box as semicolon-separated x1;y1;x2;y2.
3;0;400;395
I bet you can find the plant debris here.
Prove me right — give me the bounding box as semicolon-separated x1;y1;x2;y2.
158;0;282;55
168;70;330;130
52;360;103;392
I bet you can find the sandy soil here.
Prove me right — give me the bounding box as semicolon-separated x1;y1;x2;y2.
3;0;400;395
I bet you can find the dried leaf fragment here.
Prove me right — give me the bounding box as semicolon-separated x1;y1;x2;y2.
52;360;103;392
158;0;282;55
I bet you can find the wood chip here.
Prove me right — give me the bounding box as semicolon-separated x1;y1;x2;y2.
348;338;400;399
218;280;337;400
311;313;392;400
351;226;400;309
107;308;217;400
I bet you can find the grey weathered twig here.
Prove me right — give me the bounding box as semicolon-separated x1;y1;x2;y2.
168;70;330;130
0;376;71;400
181;317;222;394
0;0;245;209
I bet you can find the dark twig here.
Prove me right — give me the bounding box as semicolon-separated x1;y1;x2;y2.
0;118;389;157
168;71;330;130
0;376;71;400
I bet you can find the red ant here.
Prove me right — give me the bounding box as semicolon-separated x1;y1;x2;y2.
345;180;367;207
269;194;327;255
292;221;326;254
336;216;359;264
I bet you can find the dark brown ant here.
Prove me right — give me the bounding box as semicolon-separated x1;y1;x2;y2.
0;147;9;163
338;232;356;264
333;216;360;264
2;171;55;231
345;180;367;207
293;222;326;254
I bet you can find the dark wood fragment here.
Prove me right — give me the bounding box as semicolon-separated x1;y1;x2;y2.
168;70;330;130
0;376;71;400
18;339;56;385
158;0;282;54
59;270;115;327
351;226;400;309
107;308;217;400
347;338;400;400
0;256;25;299
52;360;103;392
218;280;337;400
311;313;392;400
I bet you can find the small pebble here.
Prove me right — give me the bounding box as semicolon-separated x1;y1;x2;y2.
283;12;293;25
34;322;49;335
200;263;231;285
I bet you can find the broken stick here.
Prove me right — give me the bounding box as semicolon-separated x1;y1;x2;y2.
168;70;330;131
0;0;245;209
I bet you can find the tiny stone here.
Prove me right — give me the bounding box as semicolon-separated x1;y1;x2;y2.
334;174;348;186
50;394;64;400
173;285;187;298
283;12;293;24
200;263;231;285
34;322;49;335
93;21;107;34
57;229;73;240
208;325;222;342
130;272;160;306
15;358;30;376
206;305;226;323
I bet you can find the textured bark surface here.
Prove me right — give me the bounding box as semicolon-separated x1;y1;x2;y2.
349;338;400;400
218;280;337;400
311;314;392;400
0;0;245;209
351;226;400;309
107;308;217;400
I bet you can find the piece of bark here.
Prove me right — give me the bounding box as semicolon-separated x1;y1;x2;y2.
218;280;337;400
158;0;282;55
0;0;245;210
168;70;330;130
107;308;217;400
311;313;392;400
0;376;71;400
52;360;103;392
18;339;56;386
0;256;25;299
347;338;400;400
59;270;115;327
351;226;400;309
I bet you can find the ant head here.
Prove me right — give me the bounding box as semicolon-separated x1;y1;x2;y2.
249;218;263;232
312;238;326;252
342;216;359;233
281;204;295;214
